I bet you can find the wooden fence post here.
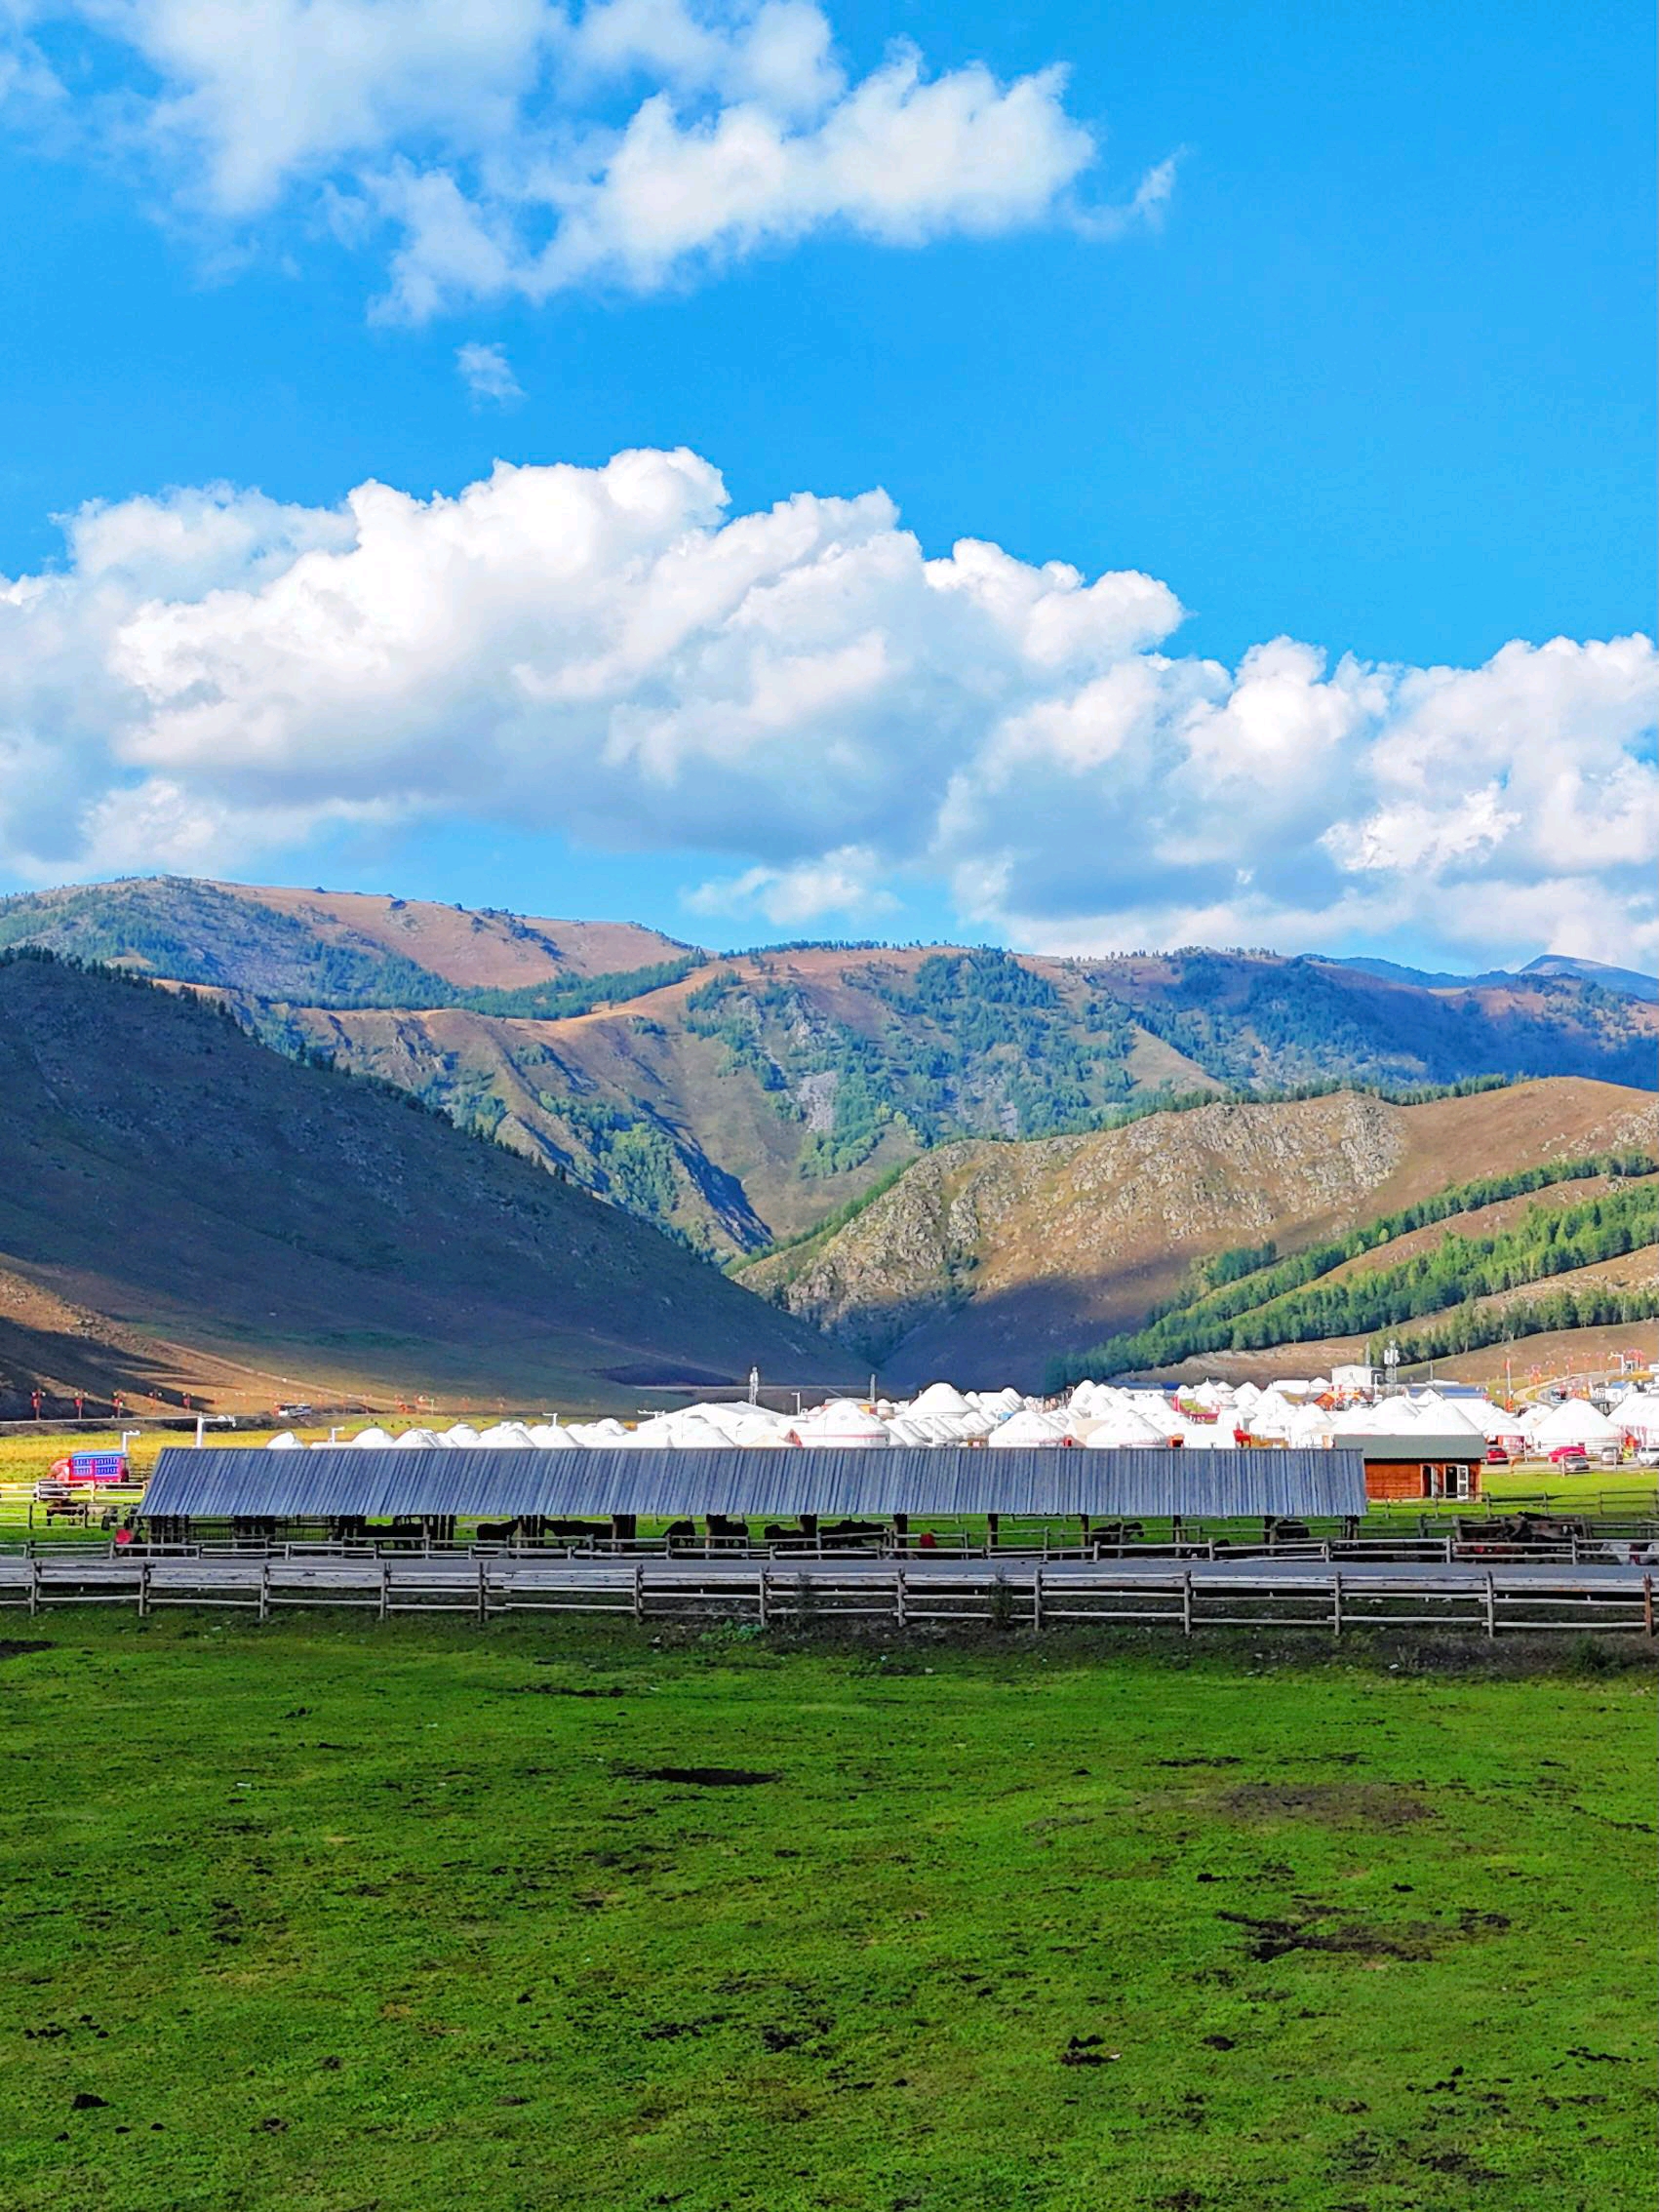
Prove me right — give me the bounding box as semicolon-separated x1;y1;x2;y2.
476;1557;488;1627
1483;1572;1496;1639
1180;1571;1193;1639
1643;1574;1654;1639
27;1560;40;1618
1031;1566;1044;1635
756;1569;769;1630
138;1562;150;1619
378;1560;390;1620
257;1561;269;1623
894;1565;907;1631
1330;1570;1342;1639
632;1562;645;1622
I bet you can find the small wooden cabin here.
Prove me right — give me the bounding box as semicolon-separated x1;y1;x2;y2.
1360;1434;1485;1503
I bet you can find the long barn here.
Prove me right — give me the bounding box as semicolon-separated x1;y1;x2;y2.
139;1445;1367;1539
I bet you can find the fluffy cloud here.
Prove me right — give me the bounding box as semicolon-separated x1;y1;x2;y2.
10;1;1167;313
1;447;1654;967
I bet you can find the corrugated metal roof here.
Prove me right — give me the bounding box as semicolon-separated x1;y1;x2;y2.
141;1446;1367;1521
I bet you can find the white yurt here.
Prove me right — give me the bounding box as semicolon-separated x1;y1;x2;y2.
1531;1399;1625;1453
1614;1391;1659;1443
1084;1404;1174;1448
910;1381;971;1415
986;1407;1070;1448
476;1421;536;1449
791;1400;890;1447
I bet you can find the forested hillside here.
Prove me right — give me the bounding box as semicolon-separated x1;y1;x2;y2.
0;876;1651;1259
738;1081;1657;1385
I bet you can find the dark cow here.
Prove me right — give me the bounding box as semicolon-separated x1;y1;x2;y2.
546;1519;610;1543
1457;1513;1586;1553
663;1520;697;1548
1088;1520;1147;1552
707;1515;751;1546
475;1519;521;1545
821;1518;887;1550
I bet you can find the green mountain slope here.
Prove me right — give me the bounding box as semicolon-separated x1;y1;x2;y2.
1;877;1652;1260
0;951;840;1417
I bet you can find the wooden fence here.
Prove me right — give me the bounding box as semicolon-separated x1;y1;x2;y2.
0;1556;1651;1638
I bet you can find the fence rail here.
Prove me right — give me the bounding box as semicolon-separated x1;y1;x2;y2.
0;1557;1650;1639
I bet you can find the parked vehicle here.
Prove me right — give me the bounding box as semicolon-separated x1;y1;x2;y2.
1484;1445;1511;1467
1548;1445;1591;1471
46;1450;129;1487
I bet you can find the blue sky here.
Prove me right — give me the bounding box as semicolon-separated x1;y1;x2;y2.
0;0;1652;969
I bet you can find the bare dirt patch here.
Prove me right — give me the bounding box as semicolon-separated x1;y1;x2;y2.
1219;1901;1511;1963
1221;1782;1434;1829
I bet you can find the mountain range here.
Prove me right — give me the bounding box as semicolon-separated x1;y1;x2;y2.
0;950;842;1420
1;876;1652;1267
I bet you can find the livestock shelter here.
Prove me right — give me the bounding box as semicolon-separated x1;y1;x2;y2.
138;1445;1366;1545
1357;1435;1486;1503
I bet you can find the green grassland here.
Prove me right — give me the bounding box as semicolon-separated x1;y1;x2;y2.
1;1614;1652;2212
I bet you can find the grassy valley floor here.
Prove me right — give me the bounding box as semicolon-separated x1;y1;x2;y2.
0;1616;1652;2212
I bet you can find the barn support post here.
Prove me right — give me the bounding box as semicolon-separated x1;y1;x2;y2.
1330;1570;1342;1640
1642;1574;1654;1639
986;1512;1001;1553
1483;1572;1497;1639
1180;1571;1193;1639
1079;1515;1090;1559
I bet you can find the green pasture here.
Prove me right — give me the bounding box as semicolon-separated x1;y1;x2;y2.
0;1612;1652;2212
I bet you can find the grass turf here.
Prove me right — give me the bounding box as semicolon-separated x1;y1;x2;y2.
0;1614;1653;2212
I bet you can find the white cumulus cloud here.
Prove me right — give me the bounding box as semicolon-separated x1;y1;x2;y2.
0;447;1653;968
7;1;1171;315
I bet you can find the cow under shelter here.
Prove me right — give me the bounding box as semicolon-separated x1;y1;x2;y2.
138;1445;1366;1546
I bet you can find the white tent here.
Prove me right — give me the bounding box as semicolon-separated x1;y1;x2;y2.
393;1427;443;1448
476;1421;536;1448
986;1407;1071;1448
527;1423;577;1449
1614;1391;1659;1442
1531;1400;1625;1451
910;1381;971;1415
265;1430;302;1449
349;1426;394;1449
442;1422;481;1448
790;1400;890;1447
1083;1404;1172;1448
